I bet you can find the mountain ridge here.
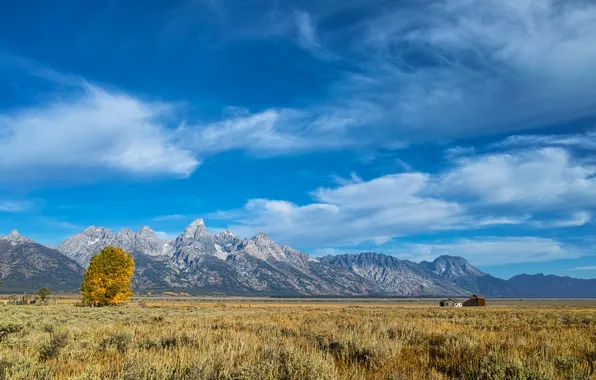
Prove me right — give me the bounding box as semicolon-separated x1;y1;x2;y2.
1;221;593;297
421;255;529;297
0;231;83;291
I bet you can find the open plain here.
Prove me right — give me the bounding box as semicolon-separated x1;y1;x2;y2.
1;298;595;379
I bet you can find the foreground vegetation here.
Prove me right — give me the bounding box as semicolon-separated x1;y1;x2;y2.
0;299;595;379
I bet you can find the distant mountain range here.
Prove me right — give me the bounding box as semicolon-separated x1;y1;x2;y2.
1;219;594;297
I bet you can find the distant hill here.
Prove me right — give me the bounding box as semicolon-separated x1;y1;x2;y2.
421;255;529;297
508;274;596;298
0;230;83;292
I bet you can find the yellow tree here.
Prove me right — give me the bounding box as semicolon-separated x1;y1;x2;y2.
80;246;135;306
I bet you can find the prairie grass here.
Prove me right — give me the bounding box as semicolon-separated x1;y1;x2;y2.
0;299;595;379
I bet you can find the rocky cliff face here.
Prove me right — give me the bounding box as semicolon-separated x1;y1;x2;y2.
421;255;527;297
0;231;83;291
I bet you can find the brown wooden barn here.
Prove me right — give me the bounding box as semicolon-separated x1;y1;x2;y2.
463;294;486;307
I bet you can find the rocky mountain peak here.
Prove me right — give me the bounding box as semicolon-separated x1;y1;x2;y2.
253;232;274;244
180;218;211;241
8;229;21;239
426;255;486;278
116;228;134;236
2;229;33;244
137;226;156;235
83;226;109;233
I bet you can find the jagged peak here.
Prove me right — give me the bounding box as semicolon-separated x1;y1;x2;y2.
8;229;21;238
188;218;206;228
2;229;33;244
182;218;208;233
82;226;112;234
254;232;272;240
137;226;154;234
178;218;212;242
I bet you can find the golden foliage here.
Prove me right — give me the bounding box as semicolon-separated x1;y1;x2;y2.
80;246;134;306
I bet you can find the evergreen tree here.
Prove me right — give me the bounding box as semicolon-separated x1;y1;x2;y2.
80;246;134;306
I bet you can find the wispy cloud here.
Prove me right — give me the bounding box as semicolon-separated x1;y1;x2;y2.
0;200;32;213
495;129;596;151
150;214;186;222
569;266;596;271
293;10;334;60
533;211;592;228
38;217;81;230
156;0;596;158
392;237;583;266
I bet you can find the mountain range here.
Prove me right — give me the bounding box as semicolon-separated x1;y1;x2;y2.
1;219;594;297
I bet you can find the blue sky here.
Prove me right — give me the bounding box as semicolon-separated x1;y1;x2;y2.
1;0;596;279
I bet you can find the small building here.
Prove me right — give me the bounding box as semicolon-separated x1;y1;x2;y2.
463;294;486;307
439;298;463;307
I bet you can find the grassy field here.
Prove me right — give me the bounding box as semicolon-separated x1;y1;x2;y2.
1;298;595;379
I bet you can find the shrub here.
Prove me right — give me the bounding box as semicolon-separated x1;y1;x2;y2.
39;330;69;361
99;332;132;354
0;323;23;343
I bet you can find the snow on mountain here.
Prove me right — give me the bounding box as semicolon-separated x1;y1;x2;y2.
57;226;114;267
58;226;174;267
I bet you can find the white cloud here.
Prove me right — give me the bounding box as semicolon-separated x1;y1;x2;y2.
438;147;596;207
215;173;464;246
154;230;178;241
476;215;531;226
394;237;582;266
495;129;596;151
0;83;199;182
213;142;596;251
533;211;592;228
569;266;596;271
0;200;32;212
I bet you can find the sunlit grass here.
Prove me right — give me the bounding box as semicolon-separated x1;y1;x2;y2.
0;299;595;379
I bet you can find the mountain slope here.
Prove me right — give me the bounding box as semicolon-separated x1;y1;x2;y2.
321;252;468;296
57;220;380;295
421;255;528;297
508;274;596;298
0;231;83;291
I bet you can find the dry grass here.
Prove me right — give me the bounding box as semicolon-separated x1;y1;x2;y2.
0;299;595;379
